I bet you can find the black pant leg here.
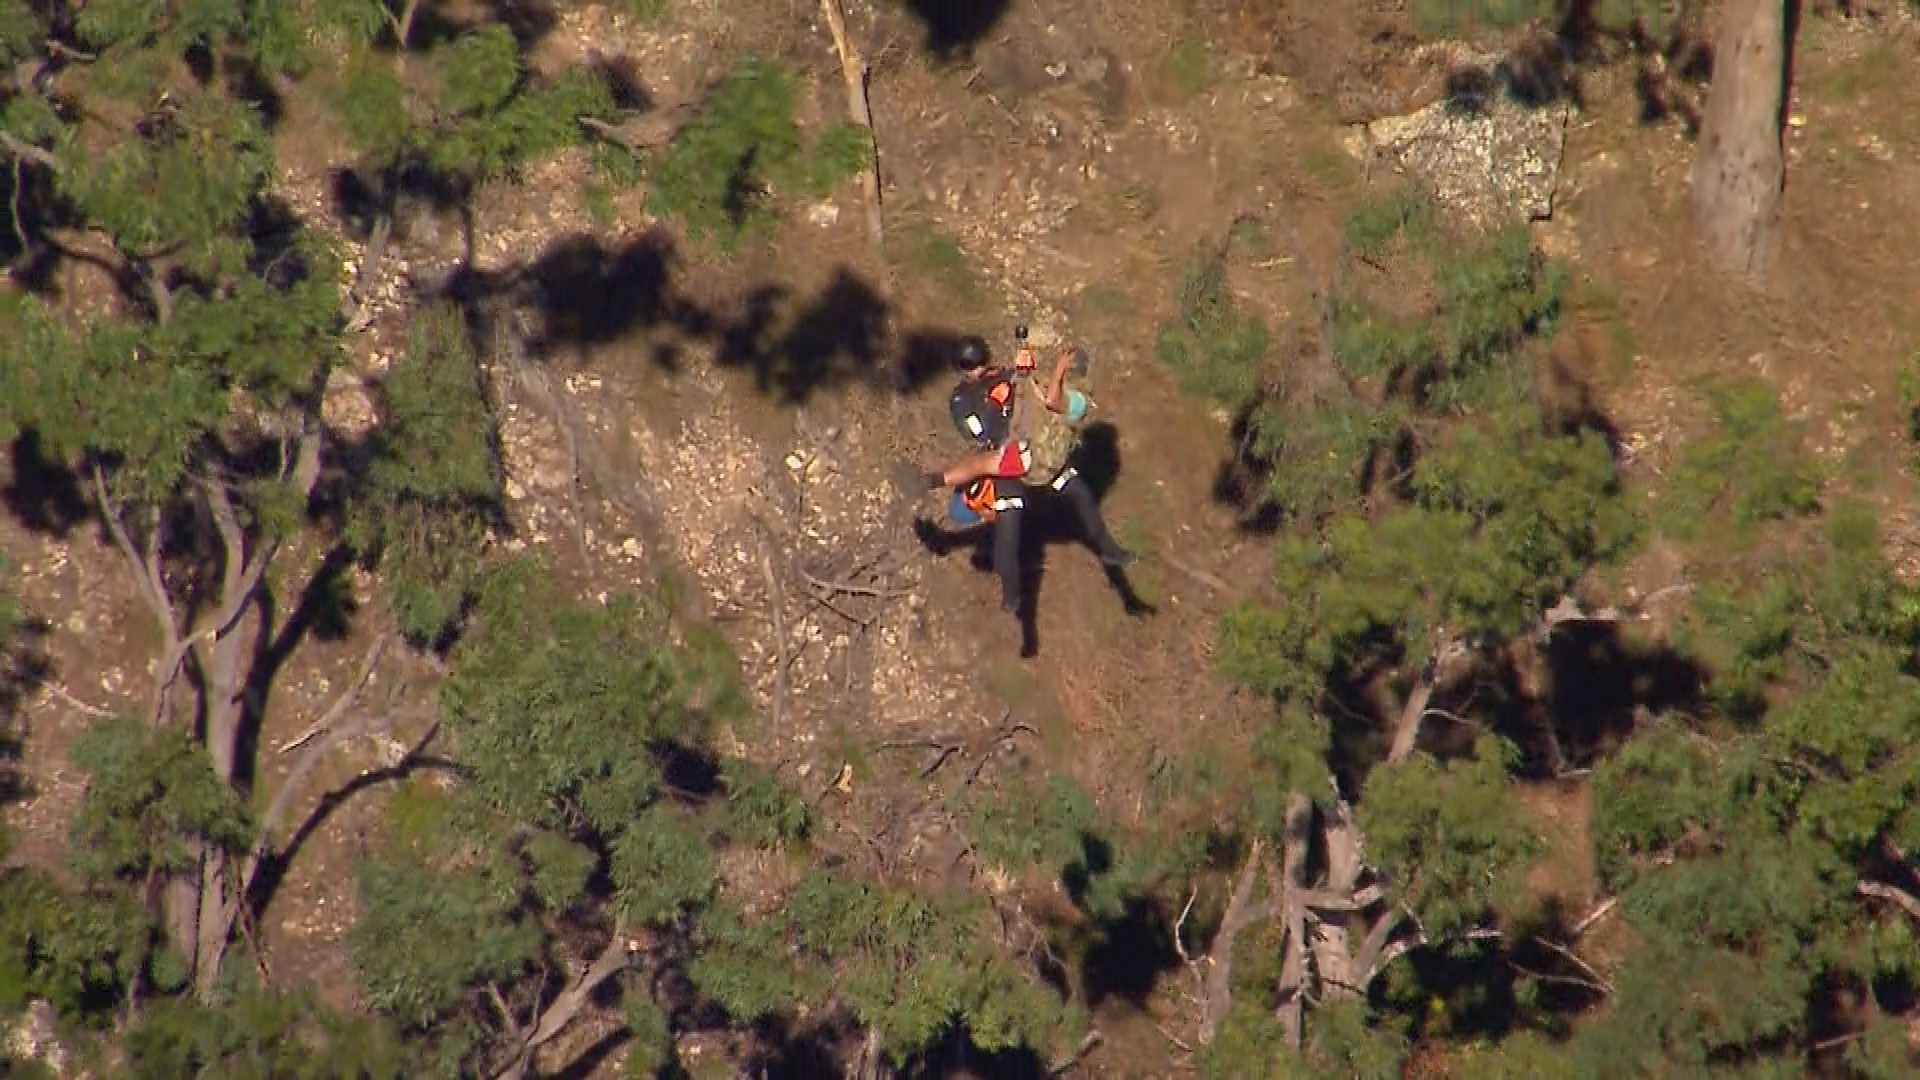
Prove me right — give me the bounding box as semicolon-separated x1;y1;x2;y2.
1060;473;1129;562
992;500;1024;611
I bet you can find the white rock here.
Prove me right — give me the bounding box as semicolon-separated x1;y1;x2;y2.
806;201;840;227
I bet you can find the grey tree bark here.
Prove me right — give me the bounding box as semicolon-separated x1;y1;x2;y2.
1689;0;1790;279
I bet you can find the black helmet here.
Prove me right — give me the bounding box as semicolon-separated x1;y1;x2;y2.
954;335;990;371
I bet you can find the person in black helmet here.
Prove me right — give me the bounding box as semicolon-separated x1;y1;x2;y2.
917;333;1134;616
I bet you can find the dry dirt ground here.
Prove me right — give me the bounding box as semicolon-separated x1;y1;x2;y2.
5;0;1920;1073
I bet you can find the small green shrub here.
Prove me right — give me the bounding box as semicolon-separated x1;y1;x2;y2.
644;58;873;249
617;0;669;21
1653;377;1822;543
1160;33;1220;99
1152;244;1270;409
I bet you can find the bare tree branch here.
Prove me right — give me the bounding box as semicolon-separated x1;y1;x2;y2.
1535;584;1696;642
1363;920;1502;987
758;536;789;730
1571;895;1618;937
798;565;912;598
1198;837;1266;1044
91;466;171;638
493;933;637;1080
1389;638;1472;765
1859;880;1920;920
486;982;524;1040
1047;1030;1103;1075
815;0;885;247
577;108;694;154
0;130;61;171
278;637;390;755
1532;936;1613;995
1272;794;1314;1048
1353;907;1409;985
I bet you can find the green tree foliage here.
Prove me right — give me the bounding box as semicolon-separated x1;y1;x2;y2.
633;56;873;249
346;555;1089;1072
352;300;505;649
1653;376;1823;544
347;557;724;1072
329;21;620;197
0;0;592;1046
692;871;1084;1064
1157;190;1628;1065
120;991;414;1080
1571;498;1920;1072
1;0;361;997
0;0;633;1001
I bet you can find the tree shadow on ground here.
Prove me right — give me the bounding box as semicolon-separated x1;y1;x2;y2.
897;0;1013;63
1209;402;1285;536
1382;893;1609;1044
714;270;893;403
916;1027;1050;1079
1060;831;1181;1010
1435;0;1719;133
912;424;1153;659
231;546;360;796
398;0;562;53
1396;622;1707;782
0;613;54;810
417;227;953;405
516;230;709;370
739;1014;852;1078
4;432;91;539
1373;899;1610;1045
1533;622;1707;771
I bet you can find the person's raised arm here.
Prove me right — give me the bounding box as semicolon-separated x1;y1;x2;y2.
1040;347;1074;412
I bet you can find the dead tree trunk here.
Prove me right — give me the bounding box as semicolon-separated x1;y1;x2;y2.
1689;0;1789;279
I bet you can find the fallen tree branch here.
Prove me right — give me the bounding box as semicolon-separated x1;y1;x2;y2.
1198;838;1266;1044
1571;895;1618;937
797;565;912;599
1364;922;1503;987
1158;551;1230;593
1272;793;1314;1049
1172;887;1199;969
1859;880;1920;920
0;130;61;171
815;0;884;246
43;682;112;718
1048;1030;1102;1075
244;660;401;897
577;108;694;154
1532;936;1613;995
486;983;524;1041
278;636;390;754
1535;584;1695;642
964;715;1036;786
494;933;638;1080
8;158;26;257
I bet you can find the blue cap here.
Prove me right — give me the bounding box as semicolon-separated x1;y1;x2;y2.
948;489;984;527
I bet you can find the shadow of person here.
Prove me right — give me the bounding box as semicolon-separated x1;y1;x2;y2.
1070;422;1156;618
911;515;1040;654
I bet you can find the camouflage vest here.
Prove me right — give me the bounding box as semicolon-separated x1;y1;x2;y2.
1011;371;1083;484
